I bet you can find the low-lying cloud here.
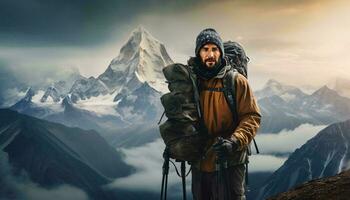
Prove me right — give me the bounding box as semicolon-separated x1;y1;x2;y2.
109;123;326;193
0;151;89;200
249;154;287;172
255;123;327;154
108;139;183;192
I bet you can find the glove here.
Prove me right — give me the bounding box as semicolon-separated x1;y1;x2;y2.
212;136;240;160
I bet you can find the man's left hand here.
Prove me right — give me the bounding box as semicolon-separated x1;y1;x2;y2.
212;136;240;160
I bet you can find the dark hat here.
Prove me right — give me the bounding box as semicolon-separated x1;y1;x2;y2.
195;28;224;59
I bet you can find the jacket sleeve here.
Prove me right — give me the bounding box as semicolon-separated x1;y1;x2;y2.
230;74;261;150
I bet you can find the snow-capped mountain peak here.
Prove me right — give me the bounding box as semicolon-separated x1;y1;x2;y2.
23;87;35;102
256;79;306;100
311;85;339;99
112;26;165;65
98;26;173;94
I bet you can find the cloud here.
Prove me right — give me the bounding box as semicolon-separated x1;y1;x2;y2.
0;151;89;200
108;123;327;191
108;139;176;192
255;124;327;154
0;88;26;108
0;59;84;107
1;0;349;91
0;59;80;89
108;138;193;200
12;184;89;200
249;154;287;172
0;0;217;47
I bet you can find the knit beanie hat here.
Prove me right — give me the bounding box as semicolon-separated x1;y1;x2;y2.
195;28;225;59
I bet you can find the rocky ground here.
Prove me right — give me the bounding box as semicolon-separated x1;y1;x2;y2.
268;170;350;200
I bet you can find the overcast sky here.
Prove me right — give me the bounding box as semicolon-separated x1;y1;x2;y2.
1;0;349;90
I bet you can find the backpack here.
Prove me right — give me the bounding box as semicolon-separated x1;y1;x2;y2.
159;63;211;162
223;40;249;78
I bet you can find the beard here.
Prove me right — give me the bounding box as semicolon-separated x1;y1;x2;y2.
191;56;226;80
202;58;220;69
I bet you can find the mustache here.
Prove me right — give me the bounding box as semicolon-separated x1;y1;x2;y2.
205;58;216;62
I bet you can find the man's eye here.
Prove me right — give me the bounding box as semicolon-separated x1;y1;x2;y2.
212;48;218;51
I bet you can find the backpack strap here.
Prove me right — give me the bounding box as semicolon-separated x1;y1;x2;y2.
201;87;228;92
222;67;259;156
187;66;202;119
187;66;209;136
222;68;239;128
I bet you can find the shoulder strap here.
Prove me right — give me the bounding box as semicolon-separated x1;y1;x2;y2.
187;66;202;119
187;65;209;135
223;67;259;155
222;68;239;128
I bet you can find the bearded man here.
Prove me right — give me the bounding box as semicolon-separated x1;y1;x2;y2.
188;28;261;200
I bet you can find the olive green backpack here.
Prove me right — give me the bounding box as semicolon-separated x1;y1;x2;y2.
158;63;210;162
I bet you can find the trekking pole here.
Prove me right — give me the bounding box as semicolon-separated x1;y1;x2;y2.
160;148;170;200
215;137;231;200
216;157;221;200
216;156;230;200
180;161;187;200
222;160;231;200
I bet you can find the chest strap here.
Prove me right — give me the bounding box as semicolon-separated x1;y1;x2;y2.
201;87;228;92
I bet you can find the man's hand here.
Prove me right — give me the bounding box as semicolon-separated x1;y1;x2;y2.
212;136;240;160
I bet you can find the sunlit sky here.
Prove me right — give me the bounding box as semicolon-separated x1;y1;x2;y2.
1;0;349;90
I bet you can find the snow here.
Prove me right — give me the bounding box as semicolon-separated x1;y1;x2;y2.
107;26;173;94
280;93;296;102
319;150;336;178
31;90;64;113
337;123;349;173
74;90;119;116
306;158;313;180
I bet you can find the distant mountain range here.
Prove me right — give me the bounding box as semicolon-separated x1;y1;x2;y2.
3;27;350;139
257;79;350;133
0;108;132;200
6;26;172;136
253;119;350;200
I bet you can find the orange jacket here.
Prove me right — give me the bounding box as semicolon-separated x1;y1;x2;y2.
199;72;261;172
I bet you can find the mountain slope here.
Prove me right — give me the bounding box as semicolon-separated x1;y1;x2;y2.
0;108;132;199
256;119;350;200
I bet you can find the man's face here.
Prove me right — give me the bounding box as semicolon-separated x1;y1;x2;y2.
199;43;221;68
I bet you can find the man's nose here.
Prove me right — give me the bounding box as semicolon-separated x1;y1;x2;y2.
208;51;214;58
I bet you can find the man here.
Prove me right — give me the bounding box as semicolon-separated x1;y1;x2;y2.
188;28;261;200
